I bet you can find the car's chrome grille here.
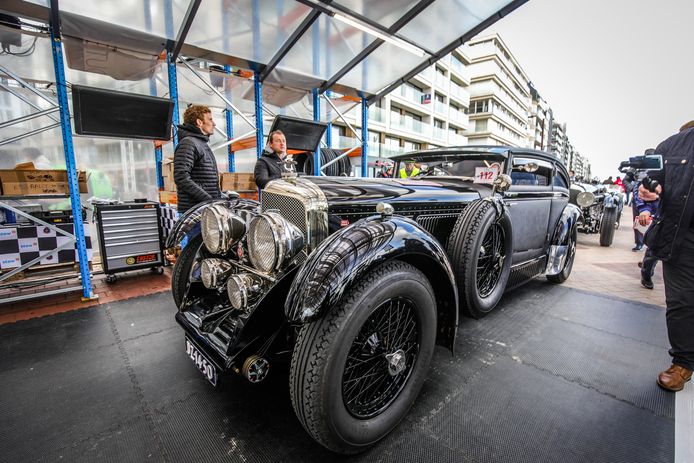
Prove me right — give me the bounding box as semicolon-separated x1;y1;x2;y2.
261;191;307;237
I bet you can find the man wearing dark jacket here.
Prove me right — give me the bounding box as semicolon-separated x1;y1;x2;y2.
174;105;221;213
639;120;694;392
254;130;287;189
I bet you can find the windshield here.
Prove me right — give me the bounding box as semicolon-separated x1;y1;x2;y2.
393;155;507;180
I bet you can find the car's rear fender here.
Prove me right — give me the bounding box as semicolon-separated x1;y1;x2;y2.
285;215;459;353
546;204;581;275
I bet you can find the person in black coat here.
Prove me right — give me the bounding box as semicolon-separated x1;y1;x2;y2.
638;120;694;392
254;130;287;189
173;105;221;213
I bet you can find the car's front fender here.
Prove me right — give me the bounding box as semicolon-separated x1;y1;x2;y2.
285;215;459;352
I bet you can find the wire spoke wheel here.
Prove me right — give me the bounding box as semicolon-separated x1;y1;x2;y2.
476;223;505;298
342;297;419;419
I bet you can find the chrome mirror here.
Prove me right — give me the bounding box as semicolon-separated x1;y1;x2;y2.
523;162;539;173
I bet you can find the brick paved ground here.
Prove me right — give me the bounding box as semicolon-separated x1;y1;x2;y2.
566;212;666;308
0;268;172;324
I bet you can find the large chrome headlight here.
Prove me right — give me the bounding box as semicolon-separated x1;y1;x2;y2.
576;191;596;208
227;273;263;313
247;212;304;273
201;204;246;254
200;258;233;289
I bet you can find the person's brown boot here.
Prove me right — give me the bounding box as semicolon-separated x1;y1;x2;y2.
657;364;693;392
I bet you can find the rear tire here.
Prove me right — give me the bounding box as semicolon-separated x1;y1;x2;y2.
446;199;513;318
290;261;436;454
171;234;203;308
599;207;618;247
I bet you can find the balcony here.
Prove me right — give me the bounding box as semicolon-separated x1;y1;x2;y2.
448;133;466;146
448;84;470;106
391;114;426;135
449;57;470;82
433;126;447;140
448;110;469;127
380;143;408;158
368;106;386;124
417;67;433;82
434;100;448;115
395;84;425;106
435;73;449;89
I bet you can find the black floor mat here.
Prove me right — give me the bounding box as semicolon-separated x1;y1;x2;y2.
0;280;674;462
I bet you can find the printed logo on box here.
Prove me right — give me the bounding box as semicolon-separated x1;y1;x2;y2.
0;255;21;269
0;229;18;240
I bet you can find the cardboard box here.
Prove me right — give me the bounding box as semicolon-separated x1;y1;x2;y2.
220;173;256;192
162;158;176;192
0;168;88;196
159;190;178;205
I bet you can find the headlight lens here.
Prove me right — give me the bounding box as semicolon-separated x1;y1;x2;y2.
247;212;304;273
200;258;233;289
201;204;246;254
576;191;596;208
227;273;262;313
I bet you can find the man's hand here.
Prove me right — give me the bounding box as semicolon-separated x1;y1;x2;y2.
638;184;662;200
638;211;652;226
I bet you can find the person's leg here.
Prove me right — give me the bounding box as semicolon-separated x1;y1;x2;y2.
659;230;694;390
632;204;643;249
640;247;658;289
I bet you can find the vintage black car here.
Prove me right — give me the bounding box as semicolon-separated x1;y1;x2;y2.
569;182;624;246
166;146;581;454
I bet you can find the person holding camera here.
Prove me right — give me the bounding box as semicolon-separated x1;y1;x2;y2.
638;120;694;392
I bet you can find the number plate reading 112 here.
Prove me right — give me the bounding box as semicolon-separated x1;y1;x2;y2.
474;167;498;184
185;338;217;386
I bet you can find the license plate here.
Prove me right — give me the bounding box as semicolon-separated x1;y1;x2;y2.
185;338;217;386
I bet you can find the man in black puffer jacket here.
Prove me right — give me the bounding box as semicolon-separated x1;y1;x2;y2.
174;105;221;213
639;120;694;392
254;130;287;189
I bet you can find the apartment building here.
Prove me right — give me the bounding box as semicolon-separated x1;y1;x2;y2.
330;48;472;159
460;34;530;147
329;32;592;177
528;83;552;151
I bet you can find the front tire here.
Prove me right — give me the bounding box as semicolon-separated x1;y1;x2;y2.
171;234;203;308
446;199;513;319
599;207;618;247
290;261;436;454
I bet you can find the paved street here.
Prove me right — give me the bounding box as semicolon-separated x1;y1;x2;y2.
567;211;666;308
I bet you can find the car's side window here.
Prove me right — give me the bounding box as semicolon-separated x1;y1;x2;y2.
553;167;569;189
510;157;552;187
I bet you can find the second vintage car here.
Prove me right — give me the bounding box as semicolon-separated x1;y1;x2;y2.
167;145;581;454
570;181;624;246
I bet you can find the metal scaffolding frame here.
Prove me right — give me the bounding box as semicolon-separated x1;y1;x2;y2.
0;0;525;302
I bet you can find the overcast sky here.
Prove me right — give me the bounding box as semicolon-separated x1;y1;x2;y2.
483;0;694;179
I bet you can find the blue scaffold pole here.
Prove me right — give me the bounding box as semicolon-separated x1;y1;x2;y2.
224;65;235;172
167;52;180;147
49;26;95;300
312;88;321;176
361;97;368;178
145;0;164;189
325;90;333;148
254;71;264;160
